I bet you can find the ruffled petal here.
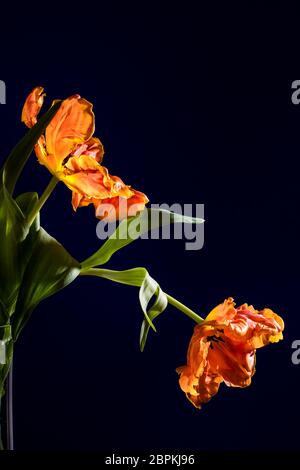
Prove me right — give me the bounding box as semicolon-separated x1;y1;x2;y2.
63;166;112;199
206;297;236;322
64;156;137;207
177;327;223;409
192;363;223;408
72;137;104;163
208;340;255;388
260;308;284;344
21;86;45;128
244;308;284;348
177;333;210;399
45;95;94;167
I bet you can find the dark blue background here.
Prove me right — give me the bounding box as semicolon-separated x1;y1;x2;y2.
0;9;298;450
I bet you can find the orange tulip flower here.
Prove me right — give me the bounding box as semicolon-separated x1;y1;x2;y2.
177;297;284;409
21;87;149;220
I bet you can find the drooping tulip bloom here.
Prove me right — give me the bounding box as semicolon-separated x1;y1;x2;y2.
21;87;148;220
177;297;284;409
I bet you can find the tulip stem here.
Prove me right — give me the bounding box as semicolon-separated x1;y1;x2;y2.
26;176;59;226
166;294;204;324
80;267;204;324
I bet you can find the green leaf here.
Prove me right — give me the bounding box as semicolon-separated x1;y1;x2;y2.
1;100;61;195
81;208;204;269
0;188;27;320
0;191;41;321
87;267;147;287
15;192;41;273
139;274;168;351
0;186;80;341
15;191;40;232
81;267;168;350
12;228;80;339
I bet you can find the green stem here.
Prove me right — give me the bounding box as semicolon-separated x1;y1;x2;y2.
26;176;59;226
80;268;204;324
166;294;204;324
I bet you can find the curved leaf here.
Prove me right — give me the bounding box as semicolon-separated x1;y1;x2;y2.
0;188;28;320
16;191;40;231
0;191;41;321
12;228;80;339
81;208;204;269
81;267;168;350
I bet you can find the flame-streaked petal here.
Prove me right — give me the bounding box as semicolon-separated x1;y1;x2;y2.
21;86;45;128
205;297;236;322
64;157;136;203
45;95;95;167
63;167;112;199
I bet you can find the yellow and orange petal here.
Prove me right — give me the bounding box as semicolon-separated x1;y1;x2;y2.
258;308;284;344
177;330;223;409
222;305;284;349
63;167;112;199
64;155;134;202
205;297;236;322
34;135;48;162
192;363;223;408
177;333;210;398
45;95;95;167
72;190;148;221
21;86;45;128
